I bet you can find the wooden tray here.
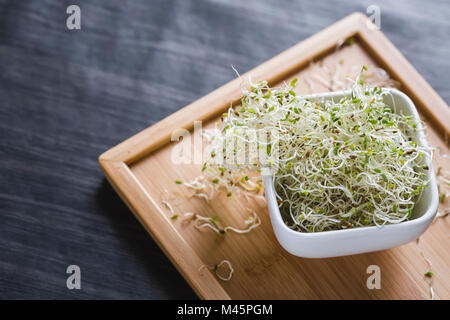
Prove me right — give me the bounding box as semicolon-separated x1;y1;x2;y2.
99;13;450;299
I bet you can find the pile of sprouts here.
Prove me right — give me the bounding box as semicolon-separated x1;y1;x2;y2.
201;70;431;232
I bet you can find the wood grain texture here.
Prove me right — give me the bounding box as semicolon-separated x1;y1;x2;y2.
100;13;450;299
0;0;449;299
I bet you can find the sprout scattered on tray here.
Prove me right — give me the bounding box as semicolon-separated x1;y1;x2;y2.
183;212;261;235
199;260;234;281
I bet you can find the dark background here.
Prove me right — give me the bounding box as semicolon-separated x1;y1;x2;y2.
0;0;448;299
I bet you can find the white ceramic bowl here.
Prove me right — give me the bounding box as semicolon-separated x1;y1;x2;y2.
263;88;438;258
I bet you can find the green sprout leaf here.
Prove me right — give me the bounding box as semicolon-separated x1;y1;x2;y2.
290;77;298;87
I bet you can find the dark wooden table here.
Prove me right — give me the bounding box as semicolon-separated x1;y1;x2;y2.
0;0;448;299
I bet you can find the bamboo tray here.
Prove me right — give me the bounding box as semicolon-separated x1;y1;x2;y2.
99;13;450;299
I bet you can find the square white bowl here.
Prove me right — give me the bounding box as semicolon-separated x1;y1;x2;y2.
263;88;438;258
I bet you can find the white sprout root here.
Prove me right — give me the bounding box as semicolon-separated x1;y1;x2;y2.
183;175;214;201
200;69;431;233
162;200;174;215
415;240;436;300
183;212;261;235
199;260;234;281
